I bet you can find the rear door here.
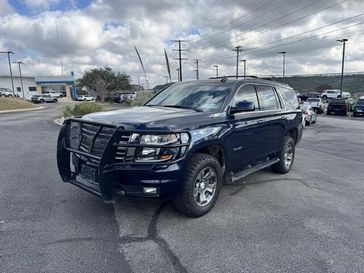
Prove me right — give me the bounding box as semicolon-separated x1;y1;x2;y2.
254;85;286;155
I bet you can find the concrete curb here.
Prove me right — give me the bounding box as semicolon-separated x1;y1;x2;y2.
54;117;65;126
0;106;45;114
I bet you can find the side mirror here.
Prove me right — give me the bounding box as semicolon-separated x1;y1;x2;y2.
229;101;255;114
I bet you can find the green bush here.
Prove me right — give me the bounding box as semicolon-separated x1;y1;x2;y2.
62;102;103;118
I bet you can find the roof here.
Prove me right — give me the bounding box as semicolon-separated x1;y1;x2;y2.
34;76;74;84
181;77;292;89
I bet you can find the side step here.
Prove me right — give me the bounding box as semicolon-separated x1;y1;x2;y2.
230;158;280;183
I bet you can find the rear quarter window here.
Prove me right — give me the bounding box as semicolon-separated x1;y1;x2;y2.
279;87;299;109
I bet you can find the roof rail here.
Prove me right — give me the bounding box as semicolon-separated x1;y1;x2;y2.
209;75;259;80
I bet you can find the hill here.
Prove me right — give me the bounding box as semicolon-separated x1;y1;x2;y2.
270;74;364;96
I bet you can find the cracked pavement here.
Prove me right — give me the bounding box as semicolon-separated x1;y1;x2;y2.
1;105;363;273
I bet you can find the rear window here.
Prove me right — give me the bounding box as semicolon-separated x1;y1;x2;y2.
307;98;320;102
329;99;346;105
279;87;299;109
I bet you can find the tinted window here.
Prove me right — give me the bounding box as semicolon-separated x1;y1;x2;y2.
233;84;259;110
255;85;280;110
307;98;319;102
280;87;299;109
29;86;37;92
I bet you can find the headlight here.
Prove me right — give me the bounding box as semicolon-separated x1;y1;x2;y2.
134;133;189;162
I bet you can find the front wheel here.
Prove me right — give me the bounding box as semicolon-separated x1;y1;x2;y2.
271;136;295;174
174;153;223;217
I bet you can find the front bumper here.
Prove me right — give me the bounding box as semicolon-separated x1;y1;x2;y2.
57;118;189;202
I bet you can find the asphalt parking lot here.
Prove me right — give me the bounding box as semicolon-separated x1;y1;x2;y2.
1;105;363;273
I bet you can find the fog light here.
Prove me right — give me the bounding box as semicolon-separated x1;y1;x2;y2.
143;187;157;194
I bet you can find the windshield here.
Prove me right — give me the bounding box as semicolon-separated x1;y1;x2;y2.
146;82;233;112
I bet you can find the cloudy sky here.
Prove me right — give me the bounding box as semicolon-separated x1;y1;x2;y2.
1;0;364;87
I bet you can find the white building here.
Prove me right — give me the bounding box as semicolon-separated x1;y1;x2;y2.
0;75;75;99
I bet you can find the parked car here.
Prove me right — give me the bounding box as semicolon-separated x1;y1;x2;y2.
113;92;137;103
0;88;13;97
76;95;95;101
321;89;351;100
300;104;317;126
353;98;364;117
31;94;58;103
326;98;347;116
57;77;303;217
305;98;324;113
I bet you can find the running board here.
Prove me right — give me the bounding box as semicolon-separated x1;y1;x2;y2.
230;158;280;183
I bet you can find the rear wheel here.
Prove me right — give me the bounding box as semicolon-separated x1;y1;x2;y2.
53;99;58;103
271;136;295;174
40;99;44;103
174;153;222;217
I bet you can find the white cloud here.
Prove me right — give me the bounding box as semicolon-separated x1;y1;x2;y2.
0;0;364;87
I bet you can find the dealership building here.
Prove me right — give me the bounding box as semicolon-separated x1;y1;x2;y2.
0;75;75;99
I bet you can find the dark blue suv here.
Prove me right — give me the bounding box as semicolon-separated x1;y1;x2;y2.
57;78;303;217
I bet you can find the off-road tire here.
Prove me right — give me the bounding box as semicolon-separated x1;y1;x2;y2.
174;153;223;218
271;136;295;174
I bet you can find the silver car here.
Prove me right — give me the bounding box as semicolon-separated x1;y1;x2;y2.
301;104;317;126
31;94;58;103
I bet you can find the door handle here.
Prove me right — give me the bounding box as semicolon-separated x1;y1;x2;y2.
257;120;264;124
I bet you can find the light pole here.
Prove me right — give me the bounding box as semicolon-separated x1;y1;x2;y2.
0;51;15;95
240;59;247;79
337;39;348;98
213;65;219;78
13;61;25;98
278;51;287;80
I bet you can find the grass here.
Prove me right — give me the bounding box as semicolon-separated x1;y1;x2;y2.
0;97;38;111
62;102;104;118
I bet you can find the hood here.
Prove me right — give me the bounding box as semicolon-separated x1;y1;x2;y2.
82;106;214;130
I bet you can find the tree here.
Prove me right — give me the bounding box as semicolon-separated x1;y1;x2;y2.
315;84;333;93
77;67;131;102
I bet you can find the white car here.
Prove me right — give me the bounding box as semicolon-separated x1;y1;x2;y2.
321;89;350;99
305;98;324;113
0;88;13;97
300;104;317;126
76;95;95;101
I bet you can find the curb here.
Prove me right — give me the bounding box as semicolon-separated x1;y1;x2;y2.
0;106;45;114
54;117;65;126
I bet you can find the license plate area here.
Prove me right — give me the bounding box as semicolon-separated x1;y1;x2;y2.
80;164;98;182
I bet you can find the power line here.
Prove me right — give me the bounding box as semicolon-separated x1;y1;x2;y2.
199;16;364;63
189;0;279;45
192;0;347;52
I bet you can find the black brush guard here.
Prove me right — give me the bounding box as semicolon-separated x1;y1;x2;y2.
57;118;190;202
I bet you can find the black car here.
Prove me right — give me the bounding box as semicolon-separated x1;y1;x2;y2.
326;98;347;116
353;98;364;117
57;78;303;217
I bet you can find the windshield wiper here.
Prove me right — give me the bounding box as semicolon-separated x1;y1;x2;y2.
160;105;203;112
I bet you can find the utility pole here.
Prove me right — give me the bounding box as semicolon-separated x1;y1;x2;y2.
240;59;247;79
337;39;348;98
194;59;199;80
171;40;188;81
0;51;15;95
213;65;219;78
278;51;287;80
176;68;180;82
13;61;25;98
233;46;243;79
